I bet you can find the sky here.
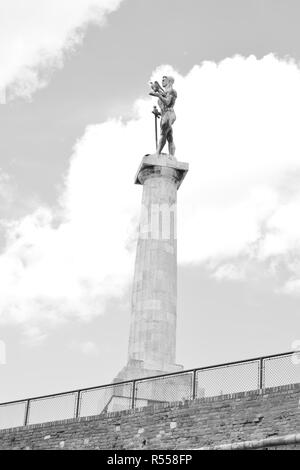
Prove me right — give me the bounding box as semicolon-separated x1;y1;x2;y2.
0;0;300;402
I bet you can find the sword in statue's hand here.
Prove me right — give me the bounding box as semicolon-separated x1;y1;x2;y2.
152;105;161;151
149;81;162;151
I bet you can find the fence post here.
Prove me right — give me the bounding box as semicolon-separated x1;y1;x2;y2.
24;400;30;426
131;381;136;409
75;391;81;418
259;358;264;390
192;370;197;399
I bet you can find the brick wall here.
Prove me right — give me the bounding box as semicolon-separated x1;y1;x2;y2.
0;383;299;450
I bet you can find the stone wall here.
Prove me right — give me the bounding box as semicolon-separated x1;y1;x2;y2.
0;383;299;450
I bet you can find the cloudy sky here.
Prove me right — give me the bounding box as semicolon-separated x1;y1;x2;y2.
0;0;300;402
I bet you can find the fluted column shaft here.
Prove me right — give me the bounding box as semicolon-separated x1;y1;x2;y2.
128;165;180;368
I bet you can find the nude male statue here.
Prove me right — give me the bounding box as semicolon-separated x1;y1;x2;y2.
149;76;177;157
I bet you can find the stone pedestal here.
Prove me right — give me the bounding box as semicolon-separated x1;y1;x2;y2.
115;154;189;383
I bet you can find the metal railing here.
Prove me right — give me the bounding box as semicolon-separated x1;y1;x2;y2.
0;350;299;430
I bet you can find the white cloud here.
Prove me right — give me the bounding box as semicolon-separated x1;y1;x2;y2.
21;325;47;347
3;54;300;330
0;120;145;326
79;341;99;356
0;0;123;100
0;170;14;208
213;263;246;282
68;339;100;355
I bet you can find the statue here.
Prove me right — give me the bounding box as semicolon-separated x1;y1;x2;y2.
149;76;177;157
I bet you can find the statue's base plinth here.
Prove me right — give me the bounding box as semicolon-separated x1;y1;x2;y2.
106;360;196;413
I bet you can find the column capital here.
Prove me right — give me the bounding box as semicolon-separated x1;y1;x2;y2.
134;153;189;189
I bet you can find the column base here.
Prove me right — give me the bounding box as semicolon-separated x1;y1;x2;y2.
107;360;191;413
114;359;184;383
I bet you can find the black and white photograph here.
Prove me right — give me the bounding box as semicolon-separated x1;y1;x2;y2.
0;0;299;454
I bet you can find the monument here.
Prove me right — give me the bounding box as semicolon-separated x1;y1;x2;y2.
115;76;189;382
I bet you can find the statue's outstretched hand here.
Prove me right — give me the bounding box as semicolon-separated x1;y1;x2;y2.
150;81;160;92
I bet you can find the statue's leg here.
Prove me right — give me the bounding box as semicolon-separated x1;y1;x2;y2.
157;122;168;155
157;134;167;155
167;128;176;156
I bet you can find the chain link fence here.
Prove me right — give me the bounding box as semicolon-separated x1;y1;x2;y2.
264;352;300;388
27;392;78;425
79;382;133;417
134;372;194;407
0;401;27;429
196;359;260;398
0;351;299;430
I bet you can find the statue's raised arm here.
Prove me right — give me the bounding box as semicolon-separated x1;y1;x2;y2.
149;76;177;157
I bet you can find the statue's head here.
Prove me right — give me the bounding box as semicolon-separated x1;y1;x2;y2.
162;75;175;88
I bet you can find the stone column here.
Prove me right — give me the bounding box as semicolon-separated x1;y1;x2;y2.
116;154;188;381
